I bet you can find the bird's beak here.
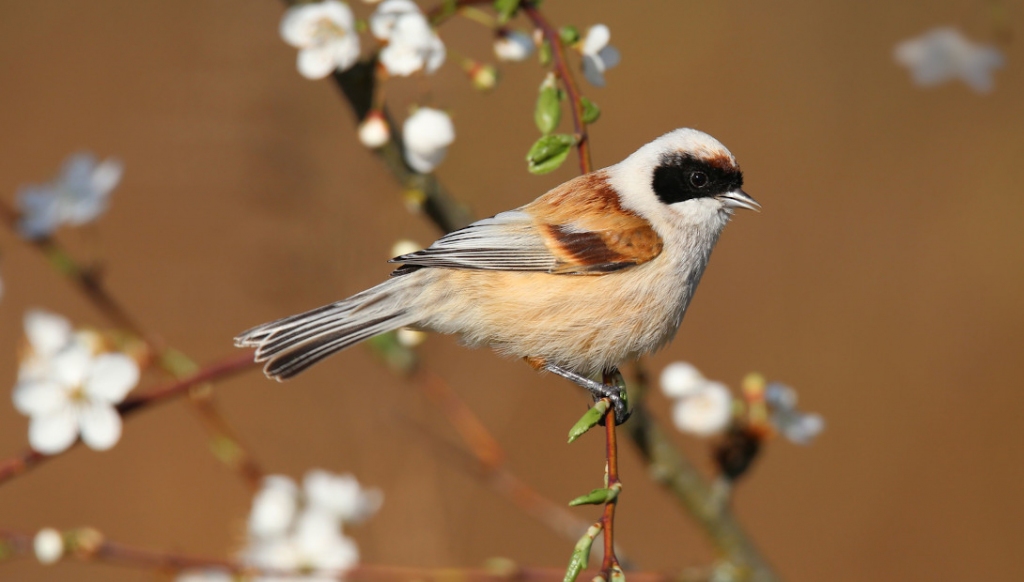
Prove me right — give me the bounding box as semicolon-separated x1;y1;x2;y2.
718;190;761;212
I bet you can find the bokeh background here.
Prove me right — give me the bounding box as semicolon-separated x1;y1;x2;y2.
1;0;1023;580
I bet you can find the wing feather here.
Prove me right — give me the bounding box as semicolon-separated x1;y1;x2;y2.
390;172;663;276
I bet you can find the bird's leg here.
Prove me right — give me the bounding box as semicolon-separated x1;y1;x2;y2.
543;363;631;425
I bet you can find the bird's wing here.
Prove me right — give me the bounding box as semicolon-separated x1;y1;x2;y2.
390;172;664;276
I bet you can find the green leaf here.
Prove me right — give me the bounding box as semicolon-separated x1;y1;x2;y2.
564;524;602;582
558;25;580;45
580;97;601;124
535;78;562;134
568;486;619;506
493;0;521;24
526;134;575;175
567;398;609;443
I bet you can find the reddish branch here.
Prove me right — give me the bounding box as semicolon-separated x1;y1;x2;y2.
522;4;593;174
0;352;257;486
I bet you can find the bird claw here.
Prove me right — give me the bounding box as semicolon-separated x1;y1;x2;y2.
545;363;631;426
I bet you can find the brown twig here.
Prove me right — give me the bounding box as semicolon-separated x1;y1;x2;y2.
522;4;593;174
0;527;672;582
599;374;622;579
0;352;258;486
0;198;265;490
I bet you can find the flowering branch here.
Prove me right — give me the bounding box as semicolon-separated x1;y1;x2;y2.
624;365;781;582
0;352;257;486
522;3;593;174
0;528;674;582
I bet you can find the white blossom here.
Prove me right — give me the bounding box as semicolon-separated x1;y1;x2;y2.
280;0;360;80
670;381;732;436
660;362;734;436
765;382;824;445
390;239;422;258
579;24;620;87
402;107;455;173
659;361;704;399
33;528;64;565
494;30;534;62
894;27;1004;93
249;475;300;539
13;310;140;455
371;0;445;76
358;111;391;149
304;469;383;524
175;571;234;582
16;153;123;240
242;470;374;581
396;328;427;347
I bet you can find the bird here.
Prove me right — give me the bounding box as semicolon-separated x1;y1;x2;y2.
235;128;759;424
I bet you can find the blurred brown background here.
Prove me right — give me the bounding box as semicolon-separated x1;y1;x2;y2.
1;0;1023;580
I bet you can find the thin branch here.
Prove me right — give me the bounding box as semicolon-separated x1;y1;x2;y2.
599;374;622;578
0;528;674;582
522;4;593;174
0;352;258;487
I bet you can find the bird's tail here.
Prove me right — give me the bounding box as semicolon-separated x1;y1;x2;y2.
235;277;419;380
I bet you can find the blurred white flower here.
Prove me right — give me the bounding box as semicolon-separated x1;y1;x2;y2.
243;470;375;581
304;469;383;524
660;362;734;436
280;0;360;80
894;27;1004;93
371;0;445;76
249;475;300;539
765;382;824;445
671;381;732;436
16;153;123;240
579;24;620;87
402;107;454;173
659;361;704;399
358;111;391;149
494;30;534;62
13;310;140;454
33;528;64;565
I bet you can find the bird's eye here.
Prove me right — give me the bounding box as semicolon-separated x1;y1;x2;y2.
689;171;709;188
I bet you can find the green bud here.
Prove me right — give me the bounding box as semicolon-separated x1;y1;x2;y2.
559;25;580;45
526;134;575;175
567;398;610;443
580;97;601;124
568;484;620;506
564;524;602;582
494;0;521;24
535;74;562;134
608;564;626;582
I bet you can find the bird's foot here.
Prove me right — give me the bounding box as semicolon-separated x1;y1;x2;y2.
544;363;631;425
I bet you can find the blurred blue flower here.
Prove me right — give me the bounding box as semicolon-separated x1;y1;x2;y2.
894;27;1004;93
16;153;123;240
765;382;824;445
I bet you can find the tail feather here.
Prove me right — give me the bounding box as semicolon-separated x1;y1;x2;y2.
235;278;416;380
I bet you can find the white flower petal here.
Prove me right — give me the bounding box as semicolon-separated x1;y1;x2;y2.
330;34;361;72
89;158;123;199
369;0;421;40
84;353;139;403
404;146;448;173
29;408;79;454
60;153;99;190
78;401;123;450
358;112;391;148
24;309;72;356
671;382;733;436
175;570;234;582
33;528;64;565
423;35;446;74
380;43;425;76
297;46;340;79
403;107;455;152
249;475;299;538
13;379;69;416
582;24;611;55
320;0;355;29
893;27;1003;93
304;470;383;523
16;188;60;239
50;341;93;387
659;362;704;399
494;31;534;62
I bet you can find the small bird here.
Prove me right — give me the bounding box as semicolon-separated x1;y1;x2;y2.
236;128;758;423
